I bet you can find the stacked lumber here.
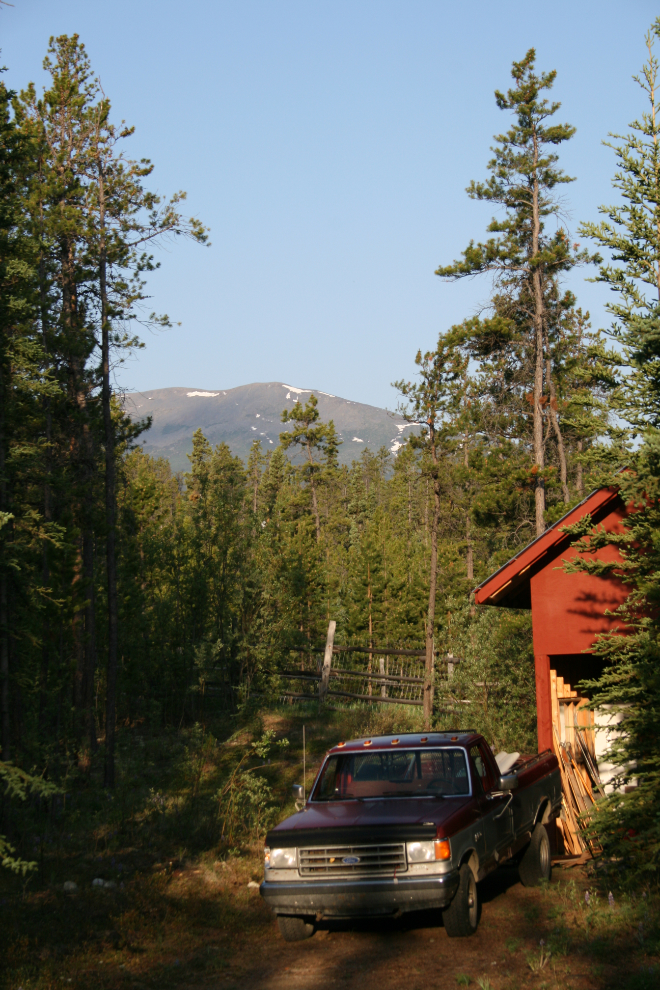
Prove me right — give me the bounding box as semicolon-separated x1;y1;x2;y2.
550;671;603;856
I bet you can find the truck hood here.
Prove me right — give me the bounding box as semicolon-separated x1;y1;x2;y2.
265;797;477;848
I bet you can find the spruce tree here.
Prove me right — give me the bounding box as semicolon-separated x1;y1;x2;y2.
436;50;593;535
567;19;660;873
395;333;467;727
280;394;340;543
0;72;40;759
17;35;209;784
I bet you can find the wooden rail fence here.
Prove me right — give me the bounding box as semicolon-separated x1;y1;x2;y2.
274;622;463;708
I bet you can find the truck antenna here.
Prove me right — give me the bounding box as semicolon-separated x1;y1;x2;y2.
303;725;306;802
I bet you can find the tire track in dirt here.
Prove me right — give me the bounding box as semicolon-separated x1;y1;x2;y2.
204;869;575;990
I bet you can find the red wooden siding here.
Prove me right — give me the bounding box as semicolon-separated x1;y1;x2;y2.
473;486;631;752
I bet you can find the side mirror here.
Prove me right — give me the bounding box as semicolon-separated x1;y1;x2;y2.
498;774;518;792
292;784;304;802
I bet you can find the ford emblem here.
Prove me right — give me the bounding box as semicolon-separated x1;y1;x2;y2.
342;856;360;865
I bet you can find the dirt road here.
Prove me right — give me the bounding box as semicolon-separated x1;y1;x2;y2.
197;866;634;990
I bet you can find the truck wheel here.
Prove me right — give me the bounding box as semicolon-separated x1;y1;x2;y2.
442;863;478;937
277;915;314;942
518;823;551;887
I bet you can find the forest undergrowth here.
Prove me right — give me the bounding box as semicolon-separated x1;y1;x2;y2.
0;703;658;990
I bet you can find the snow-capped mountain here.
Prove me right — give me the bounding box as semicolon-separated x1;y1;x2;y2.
123;382;418;472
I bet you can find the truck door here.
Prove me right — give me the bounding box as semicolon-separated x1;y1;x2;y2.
479;742;515;854
469;745;513;865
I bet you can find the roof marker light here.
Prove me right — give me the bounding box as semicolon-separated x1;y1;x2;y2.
391;739;399;745
420;737;428;743
337;741;345;747
451;736;458;741
363;740;372;747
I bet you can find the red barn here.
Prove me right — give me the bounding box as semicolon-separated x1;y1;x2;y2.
473;486;630;756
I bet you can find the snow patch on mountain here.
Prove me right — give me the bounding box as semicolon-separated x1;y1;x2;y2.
187;391;219;397
282;385;311;396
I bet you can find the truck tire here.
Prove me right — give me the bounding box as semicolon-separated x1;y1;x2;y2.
518;823;551;887
442;863;479;937
277;915;314;942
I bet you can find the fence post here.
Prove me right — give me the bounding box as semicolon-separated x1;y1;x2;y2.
319;620;336;704
379;657;387;699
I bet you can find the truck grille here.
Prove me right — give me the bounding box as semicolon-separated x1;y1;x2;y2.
298;843;407;877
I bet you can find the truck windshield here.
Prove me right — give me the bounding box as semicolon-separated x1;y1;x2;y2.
312;748;469;800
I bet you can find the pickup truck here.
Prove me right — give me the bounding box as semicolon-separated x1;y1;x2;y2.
260;730;561;941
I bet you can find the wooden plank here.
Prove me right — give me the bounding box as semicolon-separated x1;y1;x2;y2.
566;700;575;754
280;669;424;686
287;645;456;658
557;675;565;699
327;689;422;706
550;669;560;746
319;621;336;704
553;727;586;854
379;657;387;699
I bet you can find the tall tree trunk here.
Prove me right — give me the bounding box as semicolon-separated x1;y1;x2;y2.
464;422;473;581
38;227;53;741
98;166;119;788
73;540;85;711
0;573;8;763
305;441;321;543
576;439;583;496
466;515;474;582
531;132;546;537
0;360;9;761
83;531;97;753
423;435;440;730
546;356;570;503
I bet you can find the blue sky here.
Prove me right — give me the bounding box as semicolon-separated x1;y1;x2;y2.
2;1;657;409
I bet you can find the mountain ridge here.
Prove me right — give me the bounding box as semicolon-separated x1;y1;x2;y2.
123;381;418;472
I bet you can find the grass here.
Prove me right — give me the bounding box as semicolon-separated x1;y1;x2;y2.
0;700;659;990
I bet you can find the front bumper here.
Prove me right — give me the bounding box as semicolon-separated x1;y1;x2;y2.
260;871;460;919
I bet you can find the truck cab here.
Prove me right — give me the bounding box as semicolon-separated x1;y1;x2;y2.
261;731;561;941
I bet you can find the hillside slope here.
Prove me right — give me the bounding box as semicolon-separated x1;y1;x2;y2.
123;382;418;471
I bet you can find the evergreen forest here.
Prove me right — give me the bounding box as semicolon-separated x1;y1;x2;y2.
2;22;660;989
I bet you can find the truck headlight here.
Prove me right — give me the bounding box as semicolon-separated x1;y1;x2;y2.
267;847;297;869
407;841;435;862
407;839;451;862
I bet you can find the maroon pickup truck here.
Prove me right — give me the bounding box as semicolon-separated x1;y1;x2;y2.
260;730;561;941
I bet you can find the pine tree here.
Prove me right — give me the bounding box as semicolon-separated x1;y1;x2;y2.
280;394;340;543
0;72;41;759
395;333;467;727
436;50;594;535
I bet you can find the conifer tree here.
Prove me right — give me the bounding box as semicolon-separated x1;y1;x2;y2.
0;72;40;759
395;334;467;727
567;19;660;873
247;439;266;515
280;394;340;543
436;50;593;535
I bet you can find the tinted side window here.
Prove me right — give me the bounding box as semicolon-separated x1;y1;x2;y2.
478;742;497;791
470;745;488;793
